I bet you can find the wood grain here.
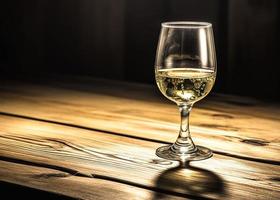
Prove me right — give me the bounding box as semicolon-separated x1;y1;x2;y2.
0;160;183;200
0;115;279;199
0;78;279;163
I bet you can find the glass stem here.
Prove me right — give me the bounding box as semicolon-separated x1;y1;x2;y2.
179;104;191;138
171;104;197;154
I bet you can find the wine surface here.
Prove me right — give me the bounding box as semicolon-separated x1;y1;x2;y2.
156;68;215;104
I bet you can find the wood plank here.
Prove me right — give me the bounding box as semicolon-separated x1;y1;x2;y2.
0;181;75;200
0;115;279;199
0;160;182;200
0;79;279;163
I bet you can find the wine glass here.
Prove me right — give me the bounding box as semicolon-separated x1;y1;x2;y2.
155;22;216;162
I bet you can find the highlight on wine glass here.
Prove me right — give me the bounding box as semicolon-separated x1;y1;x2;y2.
155;21;217;162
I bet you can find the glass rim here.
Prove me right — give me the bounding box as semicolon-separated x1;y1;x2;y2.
161;21;212;29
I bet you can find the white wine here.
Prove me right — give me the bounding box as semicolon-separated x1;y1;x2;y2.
156;68;215;104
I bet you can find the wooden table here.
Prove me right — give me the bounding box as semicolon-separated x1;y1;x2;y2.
0;77;279;199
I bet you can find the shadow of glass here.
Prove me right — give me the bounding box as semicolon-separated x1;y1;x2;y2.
153;162;227;200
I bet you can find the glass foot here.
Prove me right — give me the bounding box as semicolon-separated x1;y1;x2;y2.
156;145;212;161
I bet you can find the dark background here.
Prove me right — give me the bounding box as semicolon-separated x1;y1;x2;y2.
0;0;279;100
